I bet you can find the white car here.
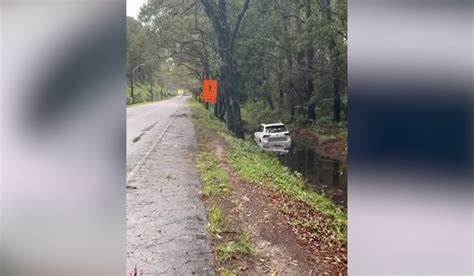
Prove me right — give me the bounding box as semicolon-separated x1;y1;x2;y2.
254;123;292;153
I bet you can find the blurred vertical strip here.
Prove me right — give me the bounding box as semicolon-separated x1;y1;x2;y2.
348;0;473;274
1;0;126;275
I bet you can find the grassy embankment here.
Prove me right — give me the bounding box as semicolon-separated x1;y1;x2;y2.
191;100;347;241
195;130;255;275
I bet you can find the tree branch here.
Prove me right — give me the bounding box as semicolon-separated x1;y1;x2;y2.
178;62;203;79
180;1;197;15
230;0;251;49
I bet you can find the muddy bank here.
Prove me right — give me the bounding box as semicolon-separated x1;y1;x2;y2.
291;128;347;162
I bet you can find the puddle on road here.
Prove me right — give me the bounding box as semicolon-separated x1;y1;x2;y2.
279;142;347;208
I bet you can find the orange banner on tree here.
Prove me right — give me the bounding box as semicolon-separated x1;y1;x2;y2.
202;79;217;104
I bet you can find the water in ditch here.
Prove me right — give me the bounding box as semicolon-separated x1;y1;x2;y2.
279;141;347;208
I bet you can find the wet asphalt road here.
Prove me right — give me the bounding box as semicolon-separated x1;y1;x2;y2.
126;98;214;275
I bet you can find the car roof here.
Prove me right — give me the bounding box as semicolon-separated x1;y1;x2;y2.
261;122;285;127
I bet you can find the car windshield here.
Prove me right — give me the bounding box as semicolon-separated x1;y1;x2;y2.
266;125;287;133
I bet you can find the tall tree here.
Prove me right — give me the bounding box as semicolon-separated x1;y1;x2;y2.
135;0;347;131
199;0;252;138
319;0;346;122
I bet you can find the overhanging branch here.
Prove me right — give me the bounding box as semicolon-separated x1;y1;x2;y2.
230;0;251;49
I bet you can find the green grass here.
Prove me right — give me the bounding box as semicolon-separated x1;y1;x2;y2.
219;267;237;276
224;134;346;240
217;233;255;263
208;204;225;235
190;100;347;241
196;151;231;197
195;151;230;235
193;120;257;274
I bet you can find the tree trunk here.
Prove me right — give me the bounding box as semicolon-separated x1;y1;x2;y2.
332;161;340;188
333;79;341;122
283;19;295;119
199;0;250;138
266;94;274;110
278;76;284;108
224;55;244;137
307;103;316;120
305;0;316;121
214;97;219;117
296;17;307;119
320;0;341;122
217;77;226;120
262;71;274;110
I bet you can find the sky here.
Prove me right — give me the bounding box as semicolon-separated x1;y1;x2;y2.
126;0;147;19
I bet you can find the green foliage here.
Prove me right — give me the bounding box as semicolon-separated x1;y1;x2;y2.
135;0;347;128
126;82;170;105
126;16;148;70
234;0;348;122
127;14;199;101
191;101;347;241
312;119;348;141
318;116;334;125
193;114;256;273
196;151;231;198
224;134;346;240
219;268;237;276
208;204;224;235
241;101;291;132
217;234;255;263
